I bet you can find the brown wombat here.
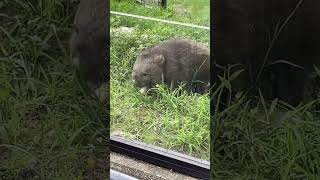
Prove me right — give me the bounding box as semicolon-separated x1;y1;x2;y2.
69;0;109;103
213;0;320;106
132;38;210;95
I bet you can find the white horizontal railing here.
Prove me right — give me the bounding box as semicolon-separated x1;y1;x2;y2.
110;11;210;30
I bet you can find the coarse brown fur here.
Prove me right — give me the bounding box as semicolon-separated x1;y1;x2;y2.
69;0;109;103
132;38;210;95
212;0;320;107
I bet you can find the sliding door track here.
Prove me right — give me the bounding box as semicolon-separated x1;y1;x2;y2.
110;136;210;180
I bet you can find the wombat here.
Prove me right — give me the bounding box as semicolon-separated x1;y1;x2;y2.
213;0;320;106
132;38;210;95
69;0;109;103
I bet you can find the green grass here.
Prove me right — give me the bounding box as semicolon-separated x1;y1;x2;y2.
112;0;209;26
169;0;210;24
211;69;320;178
110;0;210;160
0;1;109;179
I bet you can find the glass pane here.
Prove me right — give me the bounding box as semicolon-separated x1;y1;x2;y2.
110;0;210;161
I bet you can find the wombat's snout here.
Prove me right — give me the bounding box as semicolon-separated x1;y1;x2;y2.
132;72;149;96
139;87;149;96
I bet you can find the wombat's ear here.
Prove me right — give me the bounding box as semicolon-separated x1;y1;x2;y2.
154;54;164;64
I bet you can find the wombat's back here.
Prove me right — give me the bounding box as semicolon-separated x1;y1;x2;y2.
73;0;107;28
151;38;210;83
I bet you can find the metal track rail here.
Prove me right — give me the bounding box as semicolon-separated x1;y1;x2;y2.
110;136;210;180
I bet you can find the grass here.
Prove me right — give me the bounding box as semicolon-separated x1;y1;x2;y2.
112;0;209;26
110;0;210;160
211;0;320;177
211;66;320;178
169;0;210;24
0;0;109;179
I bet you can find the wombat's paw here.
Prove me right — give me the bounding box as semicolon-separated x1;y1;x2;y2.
94;82;109;103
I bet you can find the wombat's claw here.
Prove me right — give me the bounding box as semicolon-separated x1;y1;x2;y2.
139;87;148;96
